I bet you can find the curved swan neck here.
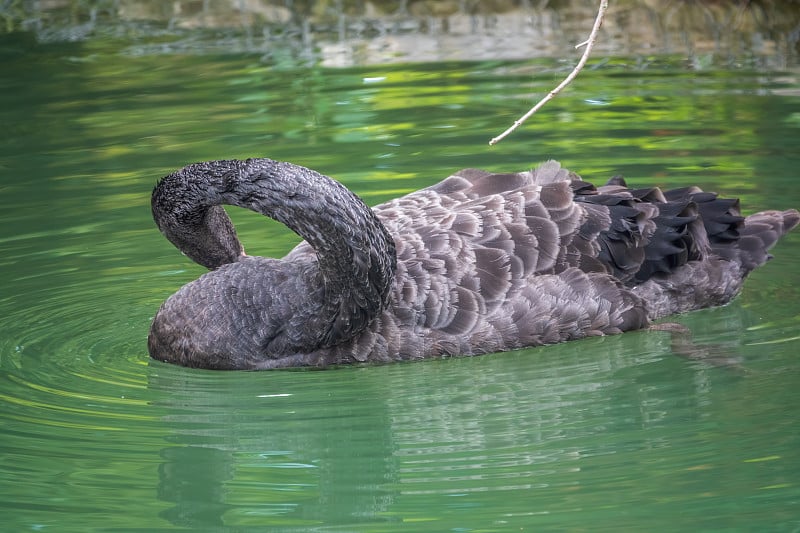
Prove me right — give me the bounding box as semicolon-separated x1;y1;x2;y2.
232;158;397;310
152;158;397;347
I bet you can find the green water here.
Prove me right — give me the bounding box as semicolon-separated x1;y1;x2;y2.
1;36;800;532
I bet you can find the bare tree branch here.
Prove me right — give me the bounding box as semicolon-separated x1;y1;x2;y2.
489;0;609;146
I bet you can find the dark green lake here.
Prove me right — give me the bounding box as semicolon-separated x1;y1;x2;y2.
1;34;799;532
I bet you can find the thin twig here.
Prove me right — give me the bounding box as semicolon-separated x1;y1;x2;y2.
489;0;609;145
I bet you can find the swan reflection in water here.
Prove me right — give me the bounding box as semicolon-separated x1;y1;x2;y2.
147;158;799;370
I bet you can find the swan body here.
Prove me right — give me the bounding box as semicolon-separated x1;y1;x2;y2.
148;158;798;369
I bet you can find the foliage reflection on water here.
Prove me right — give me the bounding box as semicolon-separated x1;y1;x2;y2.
3;0;799;68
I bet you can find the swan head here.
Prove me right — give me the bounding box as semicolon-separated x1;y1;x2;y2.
159;204;245;269
152;170;245;270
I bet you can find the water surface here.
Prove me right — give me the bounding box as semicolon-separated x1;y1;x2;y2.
1;36;799;532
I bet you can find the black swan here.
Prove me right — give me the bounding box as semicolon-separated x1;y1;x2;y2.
148;158;798;370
